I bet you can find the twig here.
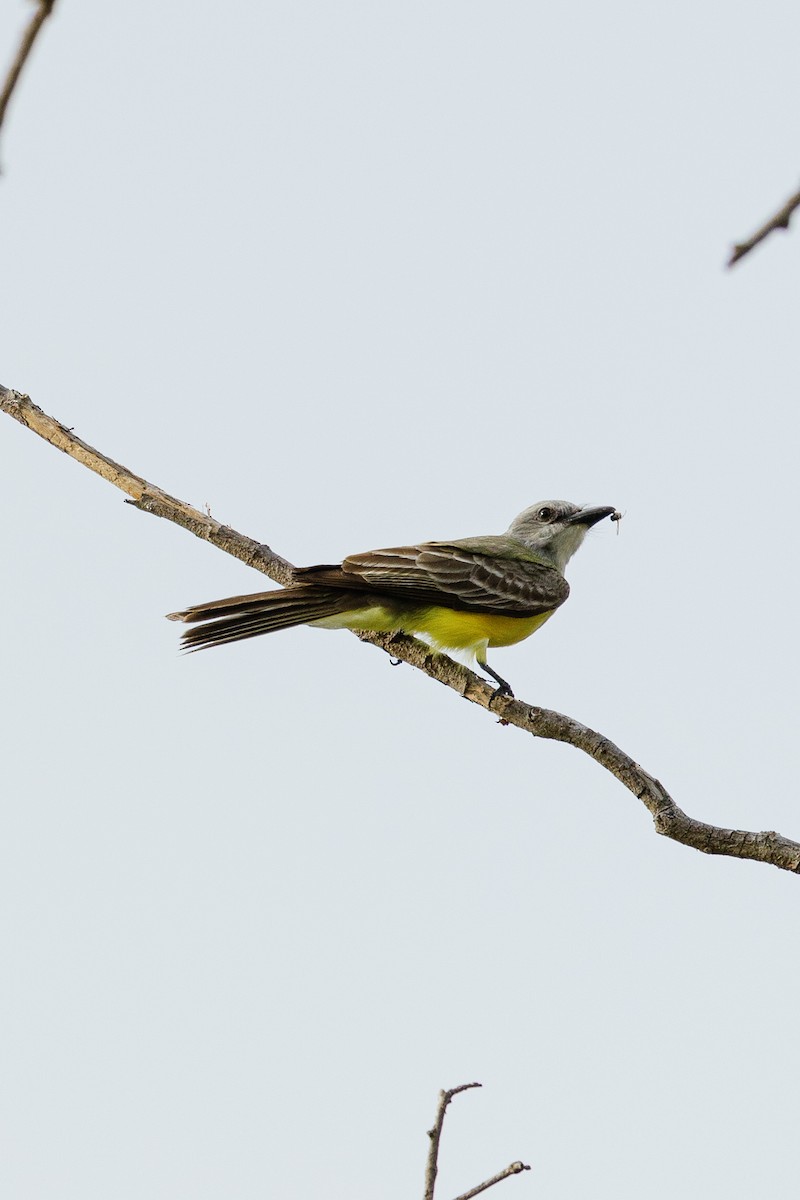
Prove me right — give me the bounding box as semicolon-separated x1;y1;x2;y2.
0;0;57;148
453;1162;531;1200
3;386;800;874
424;1085;530;1200
727;184;800;267
0;386;293;585
424;1083;482;1200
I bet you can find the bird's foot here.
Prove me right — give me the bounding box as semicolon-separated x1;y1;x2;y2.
488;681;514;708
477;660;514;700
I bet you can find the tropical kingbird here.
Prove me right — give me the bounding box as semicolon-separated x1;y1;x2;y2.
168;500;616;695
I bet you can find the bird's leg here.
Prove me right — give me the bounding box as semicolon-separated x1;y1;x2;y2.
476;657;514;699
387;628;405;666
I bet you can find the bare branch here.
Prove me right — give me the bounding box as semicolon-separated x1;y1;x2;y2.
453;1161;531;1200
0;386;293;585
727;184;800;267
424;1085;530;1200
424;1083;482;1200
363;627;800;873
3;385;800;874
0;0;57;152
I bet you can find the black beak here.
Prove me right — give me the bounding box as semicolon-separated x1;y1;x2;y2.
567;505;617;528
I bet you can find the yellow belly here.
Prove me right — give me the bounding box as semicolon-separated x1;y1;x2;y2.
316;604;555;652
412;606;555;650
314;603;555;657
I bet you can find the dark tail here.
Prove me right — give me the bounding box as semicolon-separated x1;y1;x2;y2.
166;586;361;652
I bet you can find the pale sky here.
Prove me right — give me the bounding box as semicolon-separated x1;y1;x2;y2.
2;3;800;1197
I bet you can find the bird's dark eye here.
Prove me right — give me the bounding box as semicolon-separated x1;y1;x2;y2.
537;506;554;522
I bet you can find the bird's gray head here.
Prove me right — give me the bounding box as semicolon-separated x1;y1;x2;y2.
506;501;616;573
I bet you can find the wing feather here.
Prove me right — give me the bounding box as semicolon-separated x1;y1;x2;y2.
295;541;569;615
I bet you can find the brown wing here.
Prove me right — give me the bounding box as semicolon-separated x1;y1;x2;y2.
294;541;569;616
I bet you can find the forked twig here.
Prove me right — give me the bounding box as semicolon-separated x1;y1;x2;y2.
425;1084;482;1200
424;1083;530;1200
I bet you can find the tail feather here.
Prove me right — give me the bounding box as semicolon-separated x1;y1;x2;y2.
167;586;361;652
167;589;308;624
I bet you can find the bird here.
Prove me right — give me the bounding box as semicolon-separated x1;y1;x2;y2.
168;500;617;696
